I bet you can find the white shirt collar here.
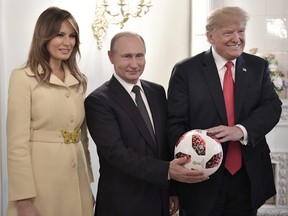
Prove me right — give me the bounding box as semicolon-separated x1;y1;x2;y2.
211;47;237;70
113;73;142;94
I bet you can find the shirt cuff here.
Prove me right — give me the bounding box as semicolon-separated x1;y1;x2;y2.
235;124;248;145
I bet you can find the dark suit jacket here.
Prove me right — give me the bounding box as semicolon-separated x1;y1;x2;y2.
85;75;170;216
167;49;282;216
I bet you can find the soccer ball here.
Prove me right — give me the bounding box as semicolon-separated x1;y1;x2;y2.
174;129;223;176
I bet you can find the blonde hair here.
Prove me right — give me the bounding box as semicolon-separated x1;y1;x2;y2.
206;7;249;33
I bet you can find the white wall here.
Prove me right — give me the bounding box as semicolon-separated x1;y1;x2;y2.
0;0;4;214
0;0;190;214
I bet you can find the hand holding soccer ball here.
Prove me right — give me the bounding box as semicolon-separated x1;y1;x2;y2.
174;129;223;176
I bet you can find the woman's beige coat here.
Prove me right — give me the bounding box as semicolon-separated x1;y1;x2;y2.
6;66;94;216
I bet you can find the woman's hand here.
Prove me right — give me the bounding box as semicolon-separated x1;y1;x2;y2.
17;198;40;216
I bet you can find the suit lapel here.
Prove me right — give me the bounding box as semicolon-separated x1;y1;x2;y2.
202;50;228;124
234;56;248;123
141;81;161;154
108;76;158;154
202;51;249;125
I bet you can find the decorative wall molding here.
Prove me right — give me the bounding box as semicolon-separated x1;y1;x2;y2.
258;152;288;215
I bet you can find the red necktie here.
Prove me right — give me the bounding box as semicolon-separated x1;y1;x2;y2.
223;61;242;175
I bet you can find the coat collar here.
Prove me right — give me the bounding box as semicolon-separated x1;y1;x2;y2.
24;64;79;87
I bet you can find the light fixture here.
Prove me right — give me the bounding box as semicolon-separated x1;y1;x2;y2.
92;0;152;49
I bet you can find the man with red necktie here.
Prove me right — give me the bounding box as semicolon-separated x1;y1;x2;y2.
167;6;282;216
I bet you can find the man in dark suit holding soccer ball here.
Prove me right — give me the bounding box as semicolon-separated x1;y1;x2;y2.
167;6;282;216
85;31;208;216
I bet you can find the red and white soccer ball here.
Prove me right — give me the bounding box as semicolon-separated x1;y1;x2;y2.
174;129;223;176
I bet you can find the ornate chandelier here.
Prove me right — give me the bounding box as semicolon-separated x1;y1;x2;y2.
92;0;152;49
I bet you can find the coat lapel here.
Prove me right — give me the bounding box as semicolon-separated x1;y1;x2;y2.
234;56;248;123
141;81;161;154
202;50;228;124
49;65;79;87
202;51;249;125
108;76;158;155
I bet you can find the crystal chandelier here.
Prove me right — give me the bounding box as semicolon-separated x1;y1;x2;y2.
92;0;152;49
